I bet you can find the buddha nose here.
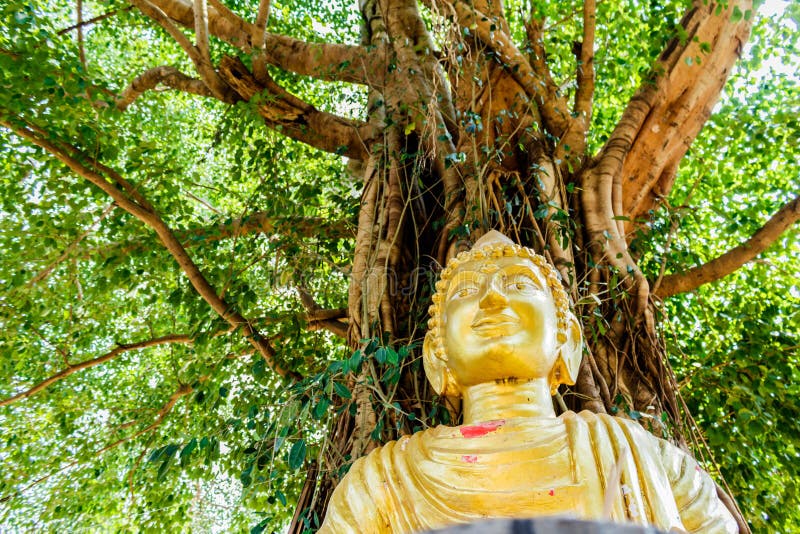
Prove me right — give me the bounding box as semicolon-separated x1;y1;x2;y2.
479;281;508;310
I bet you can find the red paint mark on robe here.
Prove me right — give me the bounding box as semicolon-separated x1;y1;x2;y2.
459;419;506;438
548;489;555;496
461;455;478;464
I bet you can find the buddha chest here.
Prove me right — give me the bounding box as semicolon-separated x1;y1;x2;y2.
407;417;592;520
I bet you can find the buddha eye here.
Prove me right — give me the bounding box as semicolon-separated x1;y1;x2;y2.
455;286;478;298
504;274;539;293
450;281;479;299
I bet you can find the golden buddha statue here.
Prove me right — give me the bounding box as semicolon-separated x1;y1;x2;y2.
319;231;737;534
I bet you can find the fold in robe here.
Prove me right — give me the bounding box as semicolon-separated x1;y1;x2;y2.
319;411;736;534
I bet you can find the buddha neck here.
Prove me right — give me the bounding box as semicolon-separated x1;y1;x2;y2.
461;378;555;425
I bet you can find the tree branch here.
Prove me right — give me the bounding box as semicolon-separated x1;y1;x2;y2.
0;335;191;407
146;0;251;48
1;383;193;504
434;0;573;140
206;0;243;36
26;212;351;290
27;203;115;287
0;306;328;408
1;305;334;407
193;0;211;66
57;6;132;35
253;0;271;44
76;0;87;69
307;319;349;338
1;118;298;379
260;32;386;87
251;0;271;82
27;323;71;366
218;55;374;160
524;16;560;118
605;0;753;227
4;120;156;216
130;0;200;64
101;213;350;261
116;66;214;110
297;285;348;338
128;444;150;506
305;308;348;322
574;0;596;126
0;48;20;59
180;212;353;245
143;0;383;86
130;0;234;101
655;194;800;298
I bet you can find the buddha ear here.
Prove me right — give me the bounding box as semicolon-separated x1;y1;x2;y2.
549;312;584;394
423;332;460;397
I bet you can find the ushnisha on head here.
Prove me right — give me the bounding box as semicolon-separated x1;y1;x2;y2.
423;231;583;397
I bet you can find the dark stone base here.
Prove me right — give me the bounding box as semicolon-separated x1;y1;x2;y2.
423;517;668;534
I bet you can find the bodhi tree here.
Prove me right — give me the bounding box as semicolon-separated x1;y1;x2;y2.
1;0;798;531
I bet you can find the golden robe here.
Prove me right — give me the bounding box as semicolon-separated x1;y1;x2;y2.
319;411;736;533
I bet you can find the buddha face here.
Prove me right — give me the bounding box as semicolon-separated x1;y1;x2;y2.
441;255;560;387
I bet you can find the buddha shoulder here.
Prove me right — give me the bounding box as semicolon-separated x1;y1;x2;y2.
318;436;412;534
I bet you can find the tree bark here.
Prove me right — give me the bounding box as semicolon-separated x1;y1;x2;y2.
655;194;800;298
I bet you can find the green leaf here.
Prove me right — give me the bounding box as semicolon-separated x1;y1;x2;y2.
240;464;253;487
288;439;306;470
398;346;409;360
348;350;362;372
157;456;173;482
180;438;197;467
148;446;166;463
312;396;330;419
333;381;351;399
250;522;268;534
252;358;267;380
386;347;399;366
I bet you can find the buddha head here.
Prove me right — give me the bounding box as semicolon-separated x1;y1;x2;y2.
423;231;583;396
